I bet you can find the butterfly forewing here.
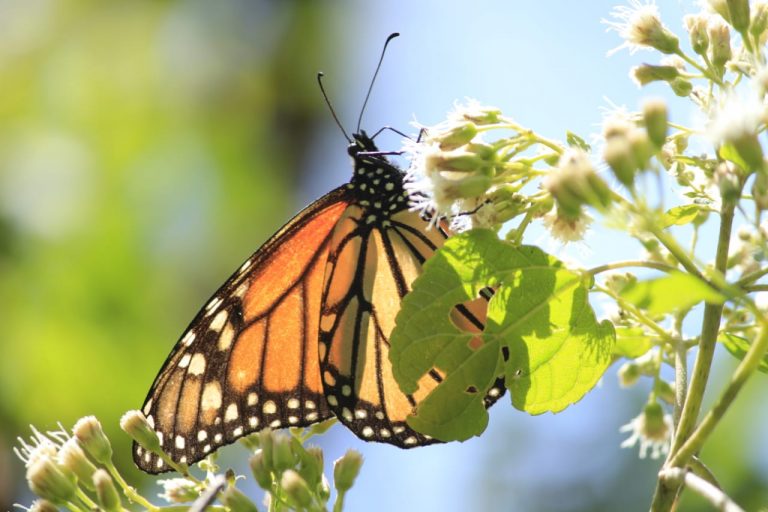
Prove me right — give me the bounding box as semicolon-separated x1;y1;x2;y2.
134;188;349;473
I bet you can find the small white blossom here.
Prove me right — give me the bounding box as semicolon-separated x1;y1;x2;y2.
542;208;592;243
708;94;764;144
14;427;60;468
403;100;501;229
604;0;678;55
158;477;199;503
620;404;673;459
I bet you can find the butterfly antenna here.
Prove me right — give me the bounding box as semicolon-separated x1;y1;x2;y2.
317;72;352;143
356;32;400;133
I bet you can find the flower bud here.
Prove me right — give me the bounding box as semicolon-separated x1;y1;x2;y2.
300;445;324;487
158;477;199;503
258;429;274;472
654;380;676;405
72;416;112;465
640;401;670;441
618;362;642;388
281;470;312;508
708;0;732;22
669;78;693;97
684;14;710;55
625;8;680;54
271;434;295;472
29;499;59;512
488;186;527;224
628;128;653;170
120;410;162;453
333;450;363;492
26;455;77;504
604;136;637;187
709;20;732;70
221;486;260;512
753;171;768;210
726;0;750;34
318;474;331;502
93;469;121;512
308;418;336;437
57;438;97;491
751;2;768;40
630;64;680;87
457;105;502;125
547;148;613;215
427;150;485;174
716;162;742;203
249;451;272;490
643;99;668;148
433;122;478;150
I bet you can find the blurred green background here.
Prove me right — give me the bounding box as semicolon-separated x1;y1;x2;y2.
1;1;766;511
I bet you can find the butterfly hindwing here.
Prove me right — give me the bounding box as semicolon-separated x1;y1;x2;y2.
317;155;505;447
134;188;349;473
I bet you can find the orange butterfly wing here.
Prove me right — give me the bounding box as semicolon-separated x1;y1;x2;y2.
134;187;349;473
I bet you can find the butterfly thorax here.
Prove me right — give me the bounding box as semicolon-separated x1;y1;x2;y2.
345;131;408;227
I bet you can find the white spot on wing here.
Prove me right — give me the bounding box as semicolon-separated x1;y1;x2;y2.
178;354;191;368
209;309;228;333
205;297;223;316
188;353;206;376
181;331;195;347
287;398;300;409
225;403;239;422
247;392;258;406
263;400;277;414
218;323;235;351
175;436;185;449
362;426;374;437
202;382;222;411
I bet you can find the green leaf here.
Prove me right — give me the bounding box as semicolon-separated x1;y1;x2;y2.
720;333;768;373
566;131;591;152
619;271;724;316
614;327;654;358
390;229;615;441
718;142;749;172
661;205;703;229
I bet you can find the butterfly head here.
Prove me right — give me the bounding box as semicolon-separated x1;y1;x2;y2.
347;130;377;157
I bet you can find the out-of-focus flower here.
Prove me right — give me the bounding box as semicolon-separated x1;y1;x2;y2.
605;0;680;55
542;207;592;243
620;401;673;459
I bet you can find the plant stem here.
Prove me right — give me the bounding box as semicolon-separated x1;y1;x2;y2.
669;324;768;467
106;462;160;511
587;260;678;276
673;337;687;427
650;199;736;511
658;468;744;512
649;224;703;280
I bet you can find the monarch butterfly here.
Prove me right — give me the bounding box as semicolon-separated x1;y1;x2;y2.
134;34;504;474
